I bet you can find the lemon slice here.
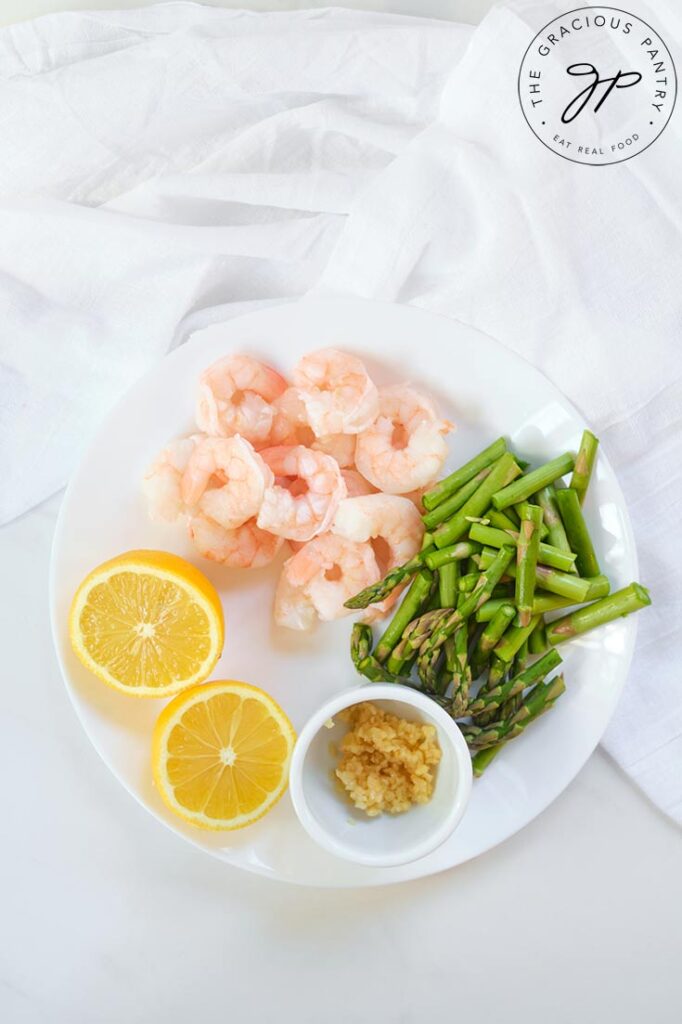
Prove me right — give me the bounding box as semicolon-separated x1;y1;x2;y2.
152;680;295;830
69;550;224;697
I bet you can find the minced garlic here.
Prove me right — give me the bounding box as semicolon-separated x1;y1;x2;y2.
335;702;441;817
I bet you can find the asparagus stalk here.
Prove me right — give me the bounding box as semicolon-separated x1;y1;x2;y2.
433;453;521;549
554;487;601;578
470;603;516;677
345;539;477;611
570;429;599;505
494;615;540;663
515;504;543;626
475;598;514;623
546;583;651;645
514;501;550;540
531;592;575;615
468;675;566;756
423;542;480;572
397;547;515;681
528;618;548;654
450;624;472;717
469;522;577;573
468;648;562;717
422;437;508;511
458;572;480;594
491;453;575;510
437;560;459;609
477;548;606;602
488;509;520;532
422;467;493;529
350;622;373;669
585;575;610;600
374;569;433;663
535;485;573;561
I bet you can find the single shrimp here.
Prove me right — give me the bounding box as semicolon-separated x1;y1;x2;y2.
188;514;284;569
142;435;202;523
355;385;452;494
274;533;380;630
340;469;377;497
195;354;288;444
256;445;347;542
180;435;273;531
332;493;425;620
312;433;356;468
288;348;379;436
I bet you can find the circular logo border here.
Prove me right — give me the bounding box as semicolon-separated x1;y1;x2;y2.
517;5;678;166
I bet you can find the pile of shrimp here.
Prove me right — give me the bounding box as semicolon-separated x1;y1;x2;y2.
142;349;454;629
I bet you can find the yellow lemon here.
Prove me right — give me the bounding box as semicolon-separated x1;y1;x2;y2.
69;550;224;697
152;681;295;830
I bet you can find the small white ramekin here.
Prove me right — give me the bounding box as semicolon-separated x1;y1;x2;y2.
289;684;472;868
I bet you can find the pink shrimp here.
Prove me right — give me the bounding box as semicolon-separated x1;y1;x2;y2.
195;354;288;444
141;435;202;523
340;469;377;497
312;433;356;468
274;533;380;630
180;435;272;531
256;445;347;542
332;493;425;620
188;514;284;569
288;349;379;436
355;385;453;494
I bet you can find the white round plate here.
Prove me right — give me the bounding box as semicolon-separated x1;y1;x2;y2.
50;298;638;887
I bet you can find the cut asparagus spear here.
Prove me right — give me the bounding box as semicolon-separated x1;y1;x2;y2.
469;675;566;761
345;540;476;611
535;485;573;561
528;618;548;654
374;569;433;663
491;453;575;510
433;453;521;549
450;624;472;717
516;504;543;626
470;603;516;677
554;486;601;578
422;467;493;529
570;429;599;505
437;560;459;609
468;648;562;716
422;437;508;510
514;501;550;540
469;522;577;573
478;546;596;602
546;583;651;645
423;542;480;572
395;547;514;678
494;616;540;663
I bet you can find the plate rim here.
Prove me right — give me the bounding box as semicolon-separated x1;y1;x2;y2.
49;296;639;887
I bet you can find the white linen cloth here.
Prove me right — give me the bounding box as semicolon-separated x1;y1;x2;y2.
1;2;680;822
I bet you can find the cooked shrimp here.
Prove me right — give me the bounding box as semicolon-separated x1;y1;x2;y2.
289;348;379;436
340;469;377;497
142;435;201;523
256;445;347;542
332;493;425;620
355;385;452;494
180;435;273;531
312;433;356;468
262;390;315;448
196;354;288;444
188;514;284;569
274;533;380;630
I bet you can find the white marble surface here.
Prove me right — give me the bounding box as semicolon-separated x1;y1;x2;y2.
1;3;681;1021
